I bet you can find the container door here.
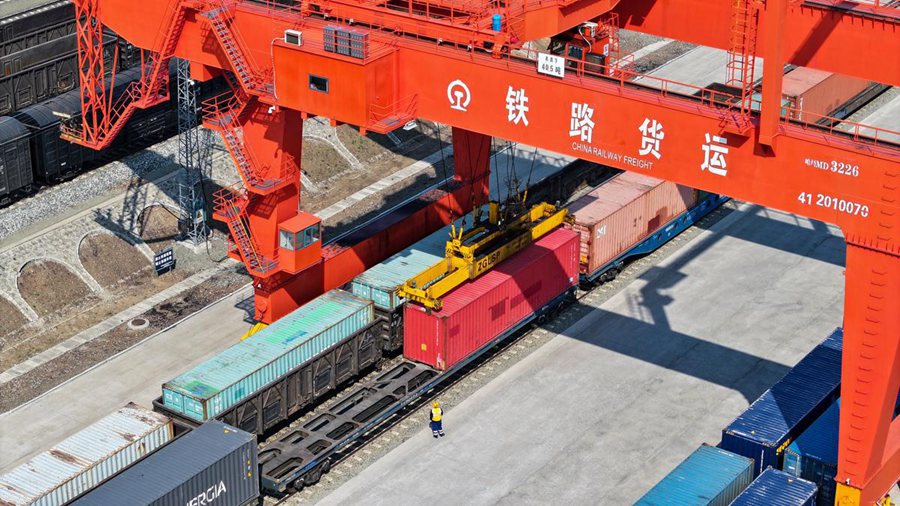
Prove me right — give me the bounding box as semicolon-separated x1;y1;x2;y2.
162;388;185;416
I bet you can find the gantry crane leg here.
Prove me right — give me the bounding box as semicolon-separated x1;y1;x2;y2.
836;244;900;506
240;103;304;257
251;127;493;323
757;0;786;147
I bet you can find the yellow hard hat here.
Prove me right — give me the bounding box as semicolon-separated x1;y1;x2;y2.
432;401;440;408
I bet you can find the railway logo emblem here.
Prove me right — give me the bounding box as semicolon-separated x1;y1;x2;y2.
701;133;729;176
447;80;471;111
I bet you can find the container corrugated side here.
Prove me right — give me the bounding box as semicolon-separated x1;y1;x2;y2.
162;290;374;422
0;403;172;506
720;328;843;475
570;172;697;276
636;444;753;506
782;67;871;120
571;178;646;275
730;468;817;506
71;421;259;506
404;228;578;370
351;212;478;311
616;172;698;232
783;399;840;505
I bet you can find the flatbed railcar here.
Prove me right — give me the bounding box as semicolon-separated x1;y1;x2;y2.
152;170;726;495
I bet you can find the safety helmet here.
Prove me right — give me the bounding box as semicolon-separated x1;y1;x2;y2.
432;401;440;408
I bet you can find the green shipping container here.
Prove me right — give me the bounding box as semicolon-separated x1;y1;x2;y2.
162;290;374;422
351;212;481;311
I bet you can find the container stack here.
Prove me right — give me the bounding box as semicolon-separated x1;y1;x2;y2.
720;328;843;475
639;329;845;503
730;468;818;506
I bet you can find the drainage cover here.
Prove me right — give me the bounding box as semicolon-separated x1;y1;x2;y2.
128;317;149;330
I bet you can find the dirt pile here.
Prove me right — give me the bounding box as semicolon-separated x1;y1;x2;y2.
139;205;180;253
79;233;152;289
18;260;94;318
301;139;353;182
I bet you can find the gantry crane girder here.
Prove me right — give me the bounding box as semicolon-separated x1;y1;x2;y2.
612;0;900;85
76;0;898;504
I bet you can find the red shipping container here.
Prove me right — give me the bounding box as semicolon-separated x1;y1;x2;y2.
782;67;871;121
403;228;579;370
570;172;697;277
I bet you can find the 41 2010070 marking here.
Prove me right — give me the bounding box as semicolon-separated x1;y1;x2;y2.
797;192;869;217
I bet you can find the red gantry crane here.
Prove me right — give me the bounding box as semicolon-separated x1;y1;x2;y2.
61;0;898;503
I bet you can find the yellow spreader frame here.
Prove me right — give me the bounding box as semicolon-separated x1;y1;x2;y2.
398;201;571;311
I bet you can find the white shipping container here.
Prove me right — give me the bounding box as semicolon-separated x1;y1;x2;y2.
0;403;172;506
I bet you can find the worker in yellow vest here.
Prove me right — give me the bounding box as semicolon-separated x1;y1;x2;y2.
430;401;445;438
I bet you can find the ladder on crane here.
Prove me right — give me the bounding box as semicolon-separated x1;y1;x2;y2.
398;201;571;311
724;0;760;132
212;184;280;276
202;1;272;96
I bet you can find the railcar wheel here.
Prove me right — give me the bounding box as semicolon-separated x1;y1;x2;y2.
303;466;323;486
291;479;305;493
321;458;332;475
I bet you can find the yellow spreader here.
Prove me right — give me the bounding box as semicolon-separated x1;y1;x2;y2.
398;201;571;311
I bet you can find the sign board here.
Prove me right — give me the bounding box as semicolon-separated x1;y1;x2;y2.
537;53;565;78
153;247;176;275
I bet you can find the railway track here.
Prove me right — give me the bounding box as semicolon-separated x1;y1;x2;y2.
265;198;741;505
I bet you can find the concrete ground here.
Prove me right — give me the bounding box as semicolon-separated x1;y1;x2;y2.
634;46;763;94
856;90;900;144
317;205;845;505
0;285;254;470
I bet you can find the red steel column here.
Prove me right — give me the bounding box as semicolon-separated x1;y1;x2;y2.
758;0;787;146
835;243;900;506
242;103;304;323
241;102;303;262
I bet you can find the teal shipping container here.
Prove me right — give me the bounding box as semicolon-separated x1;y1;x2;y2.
351;212;480;311
636;444;754;506
162;290;374;422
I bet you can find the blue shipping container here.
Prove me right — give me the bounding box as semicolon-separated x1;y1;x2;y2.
720;328;843;475
783;394;900;506
162;290;374;422
783;400;840;505
636;445;754;506
731;468;817;506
